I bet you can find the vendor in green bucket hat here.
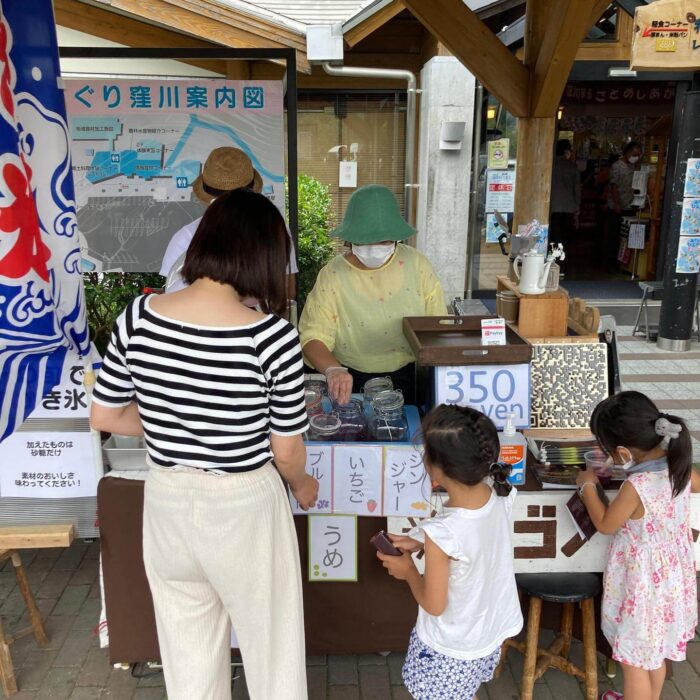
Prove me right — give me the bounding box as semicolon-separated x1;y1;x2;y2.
299;185;446;405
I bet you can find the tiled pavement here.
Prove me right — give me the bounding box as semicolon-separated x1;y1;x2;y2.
2;324;700;699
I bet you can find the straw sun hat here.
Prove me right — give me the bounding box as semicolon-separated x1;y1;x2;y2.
192;147;263;203
331;184;416;245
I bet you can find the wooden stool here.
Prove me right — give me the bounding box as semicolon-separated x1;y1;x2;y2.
497;573;601;700
0;525;74;697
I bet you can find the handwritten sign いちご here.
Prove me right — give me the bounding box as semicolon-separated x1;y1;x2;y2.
308;515;358;582
332;445;383;516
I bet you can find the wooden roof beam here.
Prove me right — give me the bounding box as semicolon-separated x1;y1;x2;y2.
55;0;227;74
90;0;311;73
344;1;406;48
529;0;611;116
402;0;529;117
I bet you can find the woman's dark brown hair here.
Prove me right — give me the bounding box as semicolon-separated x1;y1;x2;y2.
182;189;290;315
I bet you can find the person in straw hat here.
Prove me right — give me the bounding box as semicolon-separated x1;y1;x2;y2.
160;146;297;294
299;184;446;405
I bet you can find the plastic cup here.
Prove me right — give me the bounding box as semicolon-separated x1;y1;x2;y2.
584;449;612;486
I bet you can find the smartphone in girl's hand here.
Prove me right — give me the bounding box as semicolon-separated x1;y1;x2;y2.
370;531;402;556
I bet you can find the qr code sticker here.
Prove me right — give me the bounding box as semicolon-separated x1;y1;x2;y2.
530;343;608;429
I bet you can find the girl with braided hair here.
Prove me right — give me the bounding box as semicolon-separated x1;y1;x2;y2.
576;391;700;700
377;405;523;700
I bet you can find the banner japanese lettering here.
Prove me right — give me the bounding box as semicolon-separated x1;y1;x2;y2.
631;0;700;70
0;0;90;443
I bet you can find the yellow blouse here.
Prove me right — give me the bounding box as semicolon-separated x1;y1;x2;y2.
299;244;446;373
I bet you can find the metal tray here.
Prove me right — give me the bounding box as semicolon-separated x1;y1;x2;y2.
102;435;148;471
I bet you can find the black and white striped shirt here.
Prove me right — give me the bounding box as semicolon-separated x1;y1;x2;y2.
93;295;308;471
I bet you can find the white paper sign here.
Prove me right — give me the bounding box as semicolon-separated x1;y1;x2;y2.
684;158;700;198
308;515;358;582
383;447;430;517
290;445;333;514
339;160;358;188
0;431;97;498
485;170;516;213
332;445;383;516
481;318;506;346
628;223;646;250
435;363;531;429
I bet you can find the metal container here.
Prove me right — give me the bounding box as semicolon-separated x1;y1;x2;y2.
102;435;148;471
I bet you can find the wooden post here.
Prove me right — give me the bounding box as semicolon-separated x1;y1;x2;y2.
521;596;542;700
581;598;598;700
12;552;48;647
513;117;556;229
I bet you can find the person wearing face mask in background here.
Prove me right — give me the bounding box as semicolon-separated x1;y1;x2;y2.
549;139;581;266
606;141;642;271
299;185;446;405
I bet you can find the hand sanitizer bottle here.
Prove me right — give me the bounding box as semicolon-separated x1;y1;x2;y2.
498;413;527;485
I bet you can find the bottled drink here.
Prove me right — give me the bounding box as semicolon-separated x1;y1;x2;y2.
498;413;527;485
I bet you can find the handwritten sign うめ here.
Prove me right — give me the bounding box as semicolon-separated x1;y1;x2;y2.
332;445;383;516
308;515;358;582
290;445;332;514
435;364;530;430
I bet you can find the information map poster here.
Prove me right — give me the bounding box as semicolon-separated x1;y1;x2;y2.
66;79;285;272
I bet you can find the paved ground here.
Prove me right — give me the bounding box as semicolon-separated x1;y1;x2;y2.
2;325;700;699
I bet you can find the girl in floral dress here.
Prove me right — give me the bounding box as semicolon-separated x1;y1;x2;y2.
576;391;700;700
378;405;523;700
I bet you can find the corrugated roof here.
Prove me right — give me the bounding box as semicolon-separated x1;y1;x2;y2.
218;1;376;26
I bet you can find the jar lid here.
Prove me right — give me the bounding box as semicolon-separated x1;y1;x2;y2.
334;397;364;415
372;390;405;413
309;414;341;433
305;387;322;406
362;376;394;397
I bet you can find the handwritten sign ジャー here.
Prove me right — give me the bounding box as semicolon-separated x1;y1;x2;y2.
383;447;430;517
308;515;358;582
332;445;383;516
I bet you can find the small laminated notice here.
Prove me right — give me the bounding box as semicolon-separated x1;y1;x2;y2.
481;317;506;346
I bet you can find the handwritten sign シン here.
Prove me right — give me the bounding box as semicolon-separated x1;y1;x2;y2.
435;363;530;430
383;447;430;517
308;515;358;582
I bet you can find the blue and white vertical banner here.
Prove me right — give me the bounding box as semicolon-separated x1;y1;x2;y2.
0;0;90;443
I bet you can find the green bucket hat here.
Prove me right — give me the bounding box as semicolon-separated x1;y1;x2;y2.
331;184;416;244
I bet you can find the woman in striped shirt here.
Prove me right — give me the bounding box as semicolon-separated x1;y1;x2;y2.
91;189;318;700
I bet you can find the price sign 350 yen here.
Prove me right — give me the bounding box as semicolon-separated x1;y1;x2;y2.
434;364;530;429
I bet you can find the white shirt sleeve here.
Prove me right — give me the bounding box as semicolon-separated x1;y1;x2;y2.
159;218;201;277
286;227;298;274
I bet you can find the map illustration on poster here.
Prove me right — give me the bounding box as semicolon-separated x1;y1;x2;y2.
66;79;285;272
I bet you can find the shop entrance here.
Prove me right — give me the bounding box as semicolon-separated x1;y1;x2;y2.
555;81;676;285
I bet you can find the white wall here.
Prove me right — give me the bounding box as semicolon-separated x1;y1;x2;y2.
415;56;476;304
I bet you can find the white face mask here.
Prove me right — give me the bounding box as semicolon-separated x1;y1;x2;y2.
627;155;640;164
352;243;396;269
